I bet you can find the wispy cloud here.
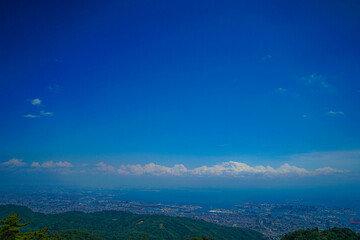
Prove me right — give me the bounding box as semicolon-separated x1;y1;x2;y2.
1;158;27;167
24;111;53;118
277;88;287;93
302;74;332;90
48;85;60;91
40;111;53;116
315;166;347;174
262;54;272;61
31;160;73;168
96;162;115;173
327;110;344;116
24;114;39;118
288;149;360;170
31;98;42;105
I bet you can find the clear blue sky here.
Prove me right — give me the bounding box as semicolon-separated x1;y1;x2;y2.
1;0;360;188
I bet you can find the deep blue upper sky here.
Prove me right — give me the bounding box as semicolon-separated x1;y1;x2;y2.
1;0;360;187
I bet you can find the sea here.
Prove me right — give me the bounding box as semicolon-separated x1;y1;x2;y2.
108;186;360;212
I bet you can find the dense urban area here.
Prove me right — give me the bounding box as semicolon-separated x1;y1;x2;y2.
0;189;359;240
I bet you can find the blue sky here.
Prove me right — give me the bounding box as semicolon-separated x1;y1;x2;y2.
1;0;360;188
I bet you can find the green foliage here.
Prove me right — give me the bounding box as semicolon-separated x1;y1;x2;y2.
57;230;103;240
0;213;63;240
0;205;264;240
0;213;29;239
185;237;215;240
280;227;360;240
128;234;146;240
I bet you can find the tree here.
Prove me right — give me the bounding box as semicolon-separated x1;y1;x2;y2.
0;213;30;240
0;213;63;240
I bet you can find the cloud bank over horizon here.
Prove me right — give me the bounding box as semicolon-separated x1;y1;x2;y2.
114;161;347;177
0;158;349;178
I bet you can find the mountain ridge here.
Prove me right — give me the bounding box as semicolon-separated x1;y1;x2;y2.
0;205;264;240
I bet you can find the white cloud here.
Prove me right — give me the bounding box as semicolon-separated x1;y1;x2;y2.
42;160;55;168
191;162;310;177
32;160;73;168
327;110;344;116
114;161;347;178
24;97;54;118
24;114;39;118
31;162;41;167
23;111;53;118
55;161;73;167
2;158;26;167
315;166;349;175
96;162;115;172
118;163;188;176
40;111;53;116
277;88;287;92
275;163;310;176
31;98;42;105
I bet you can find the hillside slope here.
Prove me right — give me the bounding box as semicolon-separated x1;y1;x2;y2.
0;205;264;240
280;227;360;240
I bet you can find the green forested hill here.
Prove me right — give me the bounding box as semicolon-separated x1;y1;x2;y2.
280;227;360;240
58;230;104;240
0;205;264;240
